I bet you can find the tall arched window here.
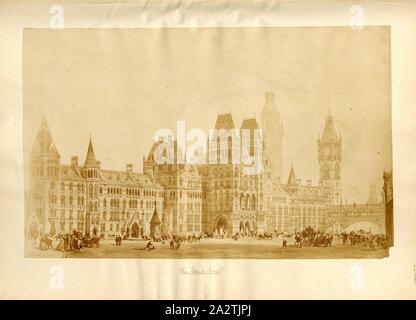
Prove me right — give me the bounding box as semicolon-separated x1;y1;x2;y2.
335;162;340;179
240;193;245;209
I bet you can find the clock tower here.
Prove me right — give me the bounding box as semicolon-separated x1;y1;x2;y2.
318;112;342;205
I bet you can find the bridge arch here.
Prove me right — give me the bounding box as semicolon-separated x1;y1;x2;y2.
344;221;382;234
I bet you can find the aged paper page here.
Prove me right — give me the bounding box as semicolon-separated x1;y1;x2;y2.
0;0;415;299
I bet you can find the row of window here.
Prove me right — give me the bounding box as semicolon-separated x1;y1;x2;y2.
50;194;85;206
288;206;325;216
55;221;84;232
51;182;163;198
157;175;202;189
177;214;201;223
51;182;85;192
177;224;202;232
49;209;84;219
32;166;59;178
103;186;161;197
166;190;203;199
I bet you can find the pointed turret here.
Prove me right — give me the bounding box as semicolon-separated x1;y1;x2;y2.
287;163;296;185
261;92;279;117
82;136;100;179
27;118;61;236
150;201;161;226
150;200;161;238
320;112;340;143
31;118;60;158
84;137;98;167
261;92;283;179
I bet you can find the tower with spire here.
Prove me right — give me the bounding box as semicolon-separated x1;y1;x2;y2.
28;118;61;234
82;137;101;236
318;111;342;205
261;92;283;179
82;137;101;179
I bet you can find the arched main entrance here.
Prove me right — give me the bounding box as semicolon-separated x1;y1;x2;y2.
215;216;228;233
131;222;140;238
245;221;251;235
239;221;244;234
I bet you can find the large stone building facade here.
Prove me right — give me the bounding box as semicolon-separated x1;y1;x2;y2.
25;93;386;238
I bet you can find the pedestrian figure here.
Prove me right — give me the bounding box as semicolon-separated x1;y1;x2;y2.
282;238;287;249
368;237;376;251
143;240;155;251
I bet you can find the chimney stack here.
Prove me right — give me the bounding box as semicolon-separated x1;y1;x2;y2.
126;163;133;174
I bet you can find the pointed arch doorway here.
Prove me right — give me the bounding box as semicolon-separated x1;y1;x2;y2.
215;216;228;234
131;222;140;238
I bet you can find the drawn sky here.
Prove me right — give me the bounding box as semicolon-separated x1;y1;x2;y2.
22;27;391;203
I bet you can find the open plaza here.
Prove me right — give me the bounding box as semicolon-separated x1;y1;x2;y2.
25;236;388;259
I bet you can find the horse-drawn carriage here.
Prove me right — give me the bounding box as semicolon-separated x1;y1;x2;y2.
257;233;273;240
81;236;100;248
39;235;53;250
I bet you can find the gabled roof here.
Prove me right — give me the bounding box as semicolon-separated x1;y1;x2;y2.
59;165;84;181
241;118;259;130
31;118;60;158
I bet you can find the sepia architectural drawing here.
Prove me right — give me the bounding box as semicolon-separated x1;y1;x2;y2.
22;27;392;258
25;92;389;258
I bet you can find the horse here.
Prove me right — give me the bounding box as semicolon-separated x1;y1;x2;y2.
169;240;180;250
294;235;303;248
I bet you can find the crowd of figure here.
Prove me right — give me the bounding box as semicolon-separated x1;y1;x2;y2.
291;227;334;248
280;226;389;250
340;231;389;250
37;230;101;252
31;224;389;254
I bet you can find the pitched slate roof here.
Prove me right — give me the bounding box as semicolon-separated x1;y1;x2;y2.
215;113;235;130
